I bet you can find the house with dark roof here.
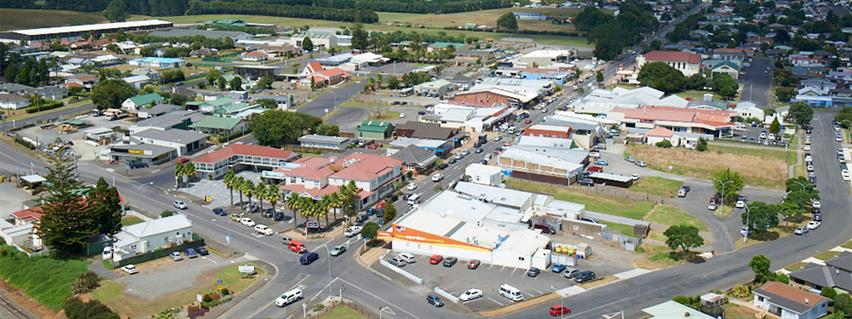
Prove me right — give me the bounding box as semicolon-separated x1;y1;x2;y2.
753;282;829;319
636;50;702;76
192;143;298;179
790;252;852;293
391;145;438;176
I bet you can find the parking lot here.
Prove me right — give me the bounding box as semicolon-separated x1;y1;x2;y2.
726;126;789;147
114;252;230;298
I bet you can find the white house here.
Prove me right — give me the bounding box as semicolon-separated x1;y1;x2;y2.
732;101;764;120
0;94;30;110
753;282;829;319
465;163;503;186
636;51;702;76
112;214;193;262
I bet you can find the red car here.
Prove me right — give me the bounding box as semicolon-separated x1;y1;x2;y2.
429;254;443;265
467;259;481;269
549;305;572;316
525;119;532;124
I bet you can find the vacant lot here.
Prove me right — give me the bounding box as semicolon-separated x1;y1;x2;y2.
646;205;708;231
152;14;591;47
320;305;368;319
630;176;683;197
92;263;263;318
378;7;579;32
0;245;89;311
627;144;788;188
507;179;654;220
0;9;105;31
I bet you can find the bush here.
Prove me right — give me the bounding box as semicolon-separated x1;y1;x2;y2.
730;284;751;299
63;298;119;319
821;286;837;299
71;271;100;295
25;99;64;113
202;293;213;303
160;210;176;218
672;295;700;308
696;138;708;152
775;273;789;284
655;139;673;148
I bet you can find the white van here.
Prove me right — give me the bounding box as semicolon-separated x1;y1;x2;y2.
254;224;273;236
498;284;524;302
275;288;303;307
406;193;421;205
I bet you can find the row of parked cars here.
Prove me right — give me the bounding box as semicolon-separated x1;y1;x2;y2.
527;264;597;283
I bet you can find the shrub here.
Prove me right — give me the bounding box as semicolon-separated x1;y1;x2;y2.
775;273;789;284
63;298;119;319
730;284;751;299
71;271;100;295
220;288;230;296
696;138;708;152
821;286;837;299
160;210;176;218
202;293;213;303
655;139;673;148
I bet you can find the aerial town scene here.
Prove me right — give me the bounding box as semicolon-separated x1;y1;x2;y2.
0;0;850;318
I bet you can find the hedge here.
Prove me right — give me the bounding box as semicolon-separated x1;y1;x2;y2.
25;100;65;113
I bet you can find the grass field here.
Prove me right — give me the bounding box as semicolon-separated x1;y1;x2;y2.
0;9;105;31
677;90;722;101
814;251;842;261
0;245;89;311
320;305;368;319
627;144;788;189
630;176;683;197
151;14;591;47
646;205;709;231
708;142;797;165
843;240;852;250
121;216;144;226
377;7;579;32
600;221;636;236
93;264;263;318
505;179;654;220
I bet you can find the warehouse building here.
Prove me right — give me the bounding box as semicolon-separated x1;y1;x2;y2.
0;20;173;44
298;134;352;151
131;128;208;156
109;144;176;165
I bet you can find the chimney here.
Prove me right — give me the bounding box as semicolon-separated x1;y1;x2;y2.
805;298;809;305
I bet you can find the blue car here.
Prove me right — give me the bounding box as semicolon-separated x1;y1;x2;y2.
551;264;567;273
212;207;226;216
426;295;444;307
185;248;198;258
595;160;608;166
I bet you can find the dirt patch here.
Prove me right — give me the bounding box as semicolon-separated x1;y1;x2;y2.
0;280;58;319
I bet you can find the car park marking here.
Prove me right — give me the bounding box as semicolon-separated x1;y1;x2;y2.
531;288;544;295
486;296;505;306
510;268;517;275
336;278;420;319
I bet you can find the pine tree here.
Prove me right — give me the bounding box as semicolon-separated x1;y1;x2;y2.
36;151;95;256
87;178;123;237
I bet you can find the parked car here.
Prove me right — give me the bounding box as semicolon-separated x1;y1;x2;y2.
707;201;717;211
254;224;273;236
173;200;188;210
102;246;113;260
121;264;139;275
635;160;647;167
631;173;640;181
170;251;183;261
807;221;821;230
431;173;444;182
534;223;556;235
128;161;148;169
677;185;691;197
406;183;417;191
212;207;226;216
574;271;596;283
398;253;416;264
563;268;581;279
526;267;541;278
551;264;567;273
196;246;209;256
467;259;481;269
329;245;346;257
426;295;444;307
344;225;363;237
794;226;809;235
388;256;407;267
230;213;242;222
459;289;483;302
736;196;747;209
186;247;198;258
812;201;821;209
549;305;572;316
429;254;444;265
595;160;608;166
589;151;601;158
442;257;458;267
624;156;636;163
263;208;274;218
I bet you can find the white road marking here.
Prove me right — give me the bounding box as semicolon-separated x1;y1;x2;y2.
336;277;421;319
487;296;505;306
532;288;544;295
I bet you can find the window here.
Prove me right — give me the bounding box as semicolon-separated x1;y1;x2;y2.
518;257;525;261
757;296;764;302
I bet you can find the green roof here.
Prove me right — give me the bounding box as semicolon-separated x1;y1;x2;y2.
429;42;465;49
214;102;251;115
711;61;741;70
128;93;164;106
190;116;243;130
211;19;245;26
358;121;392;133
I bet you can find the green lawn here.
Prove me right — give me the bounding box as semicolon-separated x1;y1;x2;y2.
676;90;721;101
320;305;368;319
600;221;636;236
505;179;654;220
0;245;89;310
121;216;144;226
814;251;841;261
630;176;683;197
784;261;808;272
842;240;852;250
646;205;709;231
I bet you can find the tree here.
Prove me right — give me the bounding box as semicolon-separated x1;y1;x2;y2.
696;138;708;152
35;150;94;256
255;182;268;212
216;76;227;90
63;298;119;319
206;69;221;86
595;70;604;83
266;184;281;217
712;169;745;206
241;178;255;206
785;176;818;196
768;117;781;135
223;169;237;205
743;201;779;235
229;76;242;91
256;76;273;90
749;255;773;283
821;287;838;299
383;199;397;223
91;79;136;110
301;36;314;52
104;0;129;22
663;225;704;253
786;102;813;127
250;110;321;147
87;177;123;237
711;73;738;99
286;193;303;225
638;62;686;94
775;87;795;102
835;294;852;316
315;124;339;136
496;12;518;31
361;222;379;240
655;139;673;148
685;73;707;90
351;23;368;51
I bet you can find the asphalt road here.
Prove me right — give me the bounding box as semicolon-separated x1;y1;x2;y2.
0;103;95;132
740;57;772;107
505;111;851;319
298;81;367;118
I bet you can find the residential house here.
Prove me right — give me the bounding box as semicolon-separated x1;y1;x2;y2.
391;145;438;176
122;74;152;89
189;116;248;136
636;51;702;76
753;281;829;319
0;94;30;110
641;300;715;319
240;50;269;62
192;143;298;179
357;121;394;140
128;57;184;69
65;74;98;90
111;214;193;262
300;61;350;88
789;253;852;293
121;93;164;112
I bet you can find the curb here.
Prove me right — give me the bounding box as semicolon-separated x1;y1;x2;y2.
206;260;278;319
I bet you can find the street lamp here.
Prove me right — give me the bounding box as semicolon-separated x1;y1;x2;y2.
742;204;751;243
716;179;735;208
379;306;392;319
316;243;334;297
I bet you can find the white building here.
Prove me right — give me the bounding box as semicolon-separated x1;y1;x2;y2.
0;94;29;110
635;50;702;76
515;49;572;67
131;128;208;156
732;101;764;120
288;33;338;50
465;164;503;186
112;214;193;262
571;86;688;115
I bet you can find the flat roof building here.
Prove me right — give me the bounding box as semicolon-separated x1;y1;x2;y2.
298;134;352;151
110;143;176;165
132;128;208;156
192;143;298;179
0;20;173;43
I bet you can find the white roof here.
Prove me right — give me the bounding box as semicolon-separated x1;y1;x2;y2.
493;229;550;257
21;174;46;183
501;146;587;168
123;214;191;238
464;163;502;176
453;182;533;209
527;124;571;133
11;20;172;36
519;49;572;59
351;52;388;64
642;301;715;319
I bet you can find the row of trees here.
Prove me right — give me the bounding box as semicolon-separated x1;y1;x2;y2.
637;62;740;99
186;1;379;23
356;0;513;14
222;170;282;215
125;32;236;50
284;181;361;229
0;44;54;87
574;1;659;60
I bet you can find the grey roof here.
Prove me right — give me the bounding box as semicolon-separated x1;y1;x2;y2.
124;213;191;238
111;143;174;158
826;253;852;272
0;82;35;94
453;181;532;209
395;122;458;140
134;110;204;129
133;128;208;144
391;145;437;166
790;253;852;291
543;118;598;131
141;103;182;115
298;134;350;144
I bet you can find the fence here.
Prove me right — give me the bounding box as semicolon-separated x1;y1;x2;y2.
112;234;205;268
600;230;642;252
574;183;672;205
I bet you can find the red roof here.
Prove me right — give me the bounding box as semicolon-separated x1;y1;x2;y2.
275;157;337;180
242;50;268;58
330;153;402;181
646;127;674;138
318;67;349;79
12;207;44;223
612;106;733;128
193;144;297;164
643;50;701;64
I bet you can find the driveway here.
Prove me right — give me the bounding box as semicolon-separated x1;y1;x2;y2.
115;253;230;299
298;81;367;118
740;57;771;107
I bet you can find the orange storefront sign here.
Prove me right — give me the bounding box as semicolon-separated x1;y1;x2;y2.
378;224;491;253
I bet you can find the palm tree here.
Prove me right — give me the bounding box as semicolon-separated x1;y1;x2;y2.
236;176;246;203
266;184;281;216
328;191;343;222
242;179;255;206
184;163;196;186
174;163;187;188
223;169;236;205
255;181;267;211
319;195;331;228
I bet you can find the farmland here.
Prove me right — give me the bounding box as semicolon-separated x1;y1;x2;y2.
0;8;106;31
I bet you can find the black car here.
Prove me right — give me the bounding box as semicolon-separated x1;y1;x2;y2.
196;246;209;256
128;161;148;169
274;212;286;221
448;157;457;164
263;208;274;218
426;295;444;307
355;214;369;224
212;207;227;216
526;267;541;278
813;213;822;221
578;178;594;187
475;148;483;153
574;271;596;283
442;257;458;267
438;163;449;170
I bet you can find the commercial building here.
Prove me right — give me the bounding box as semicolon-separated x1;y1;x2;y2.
497;146;585;184
149;28;251;41
515;49;572;67
413;79;453;97
571;86;689;115
129;110;204;134
189;116;248;135
753;282;829;319
192;143;298;179
136;103;182;119
422;103;513;133
636;50;702;76
0;20;173;44
389;137;453;157
131;128;208;156
465;164;503;186
288;33;337;49
112;214;193;262
394;122;459;141
523;124;572;139
300;61;350;88
390;145;438;176
298;134;352;151
129;57;184;69
109;143;177;165
513;12;547;20
608;105;735;137
357;121;394;140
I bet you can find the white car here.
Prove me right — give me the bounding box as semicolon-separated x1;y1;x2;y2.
254;224;273;236
589;151;601;158
803;145;811;151
406;183;417;191
842;170;851;181
812;201;821;209
121;264;139;275
173;200;188;209
759;132;767;139
806;221;821;230
240;217;256;227
807;165;814;172
459;288;483;302
431;173;444;182
805;155;813;162
736;199;746;209
398;253;416;263
102;246;113;260
344;225;363;238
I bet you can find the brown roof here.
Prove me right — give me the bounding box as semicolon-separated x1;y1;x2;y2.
647;127;674;138
755;282;828;313
643;50;701;64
